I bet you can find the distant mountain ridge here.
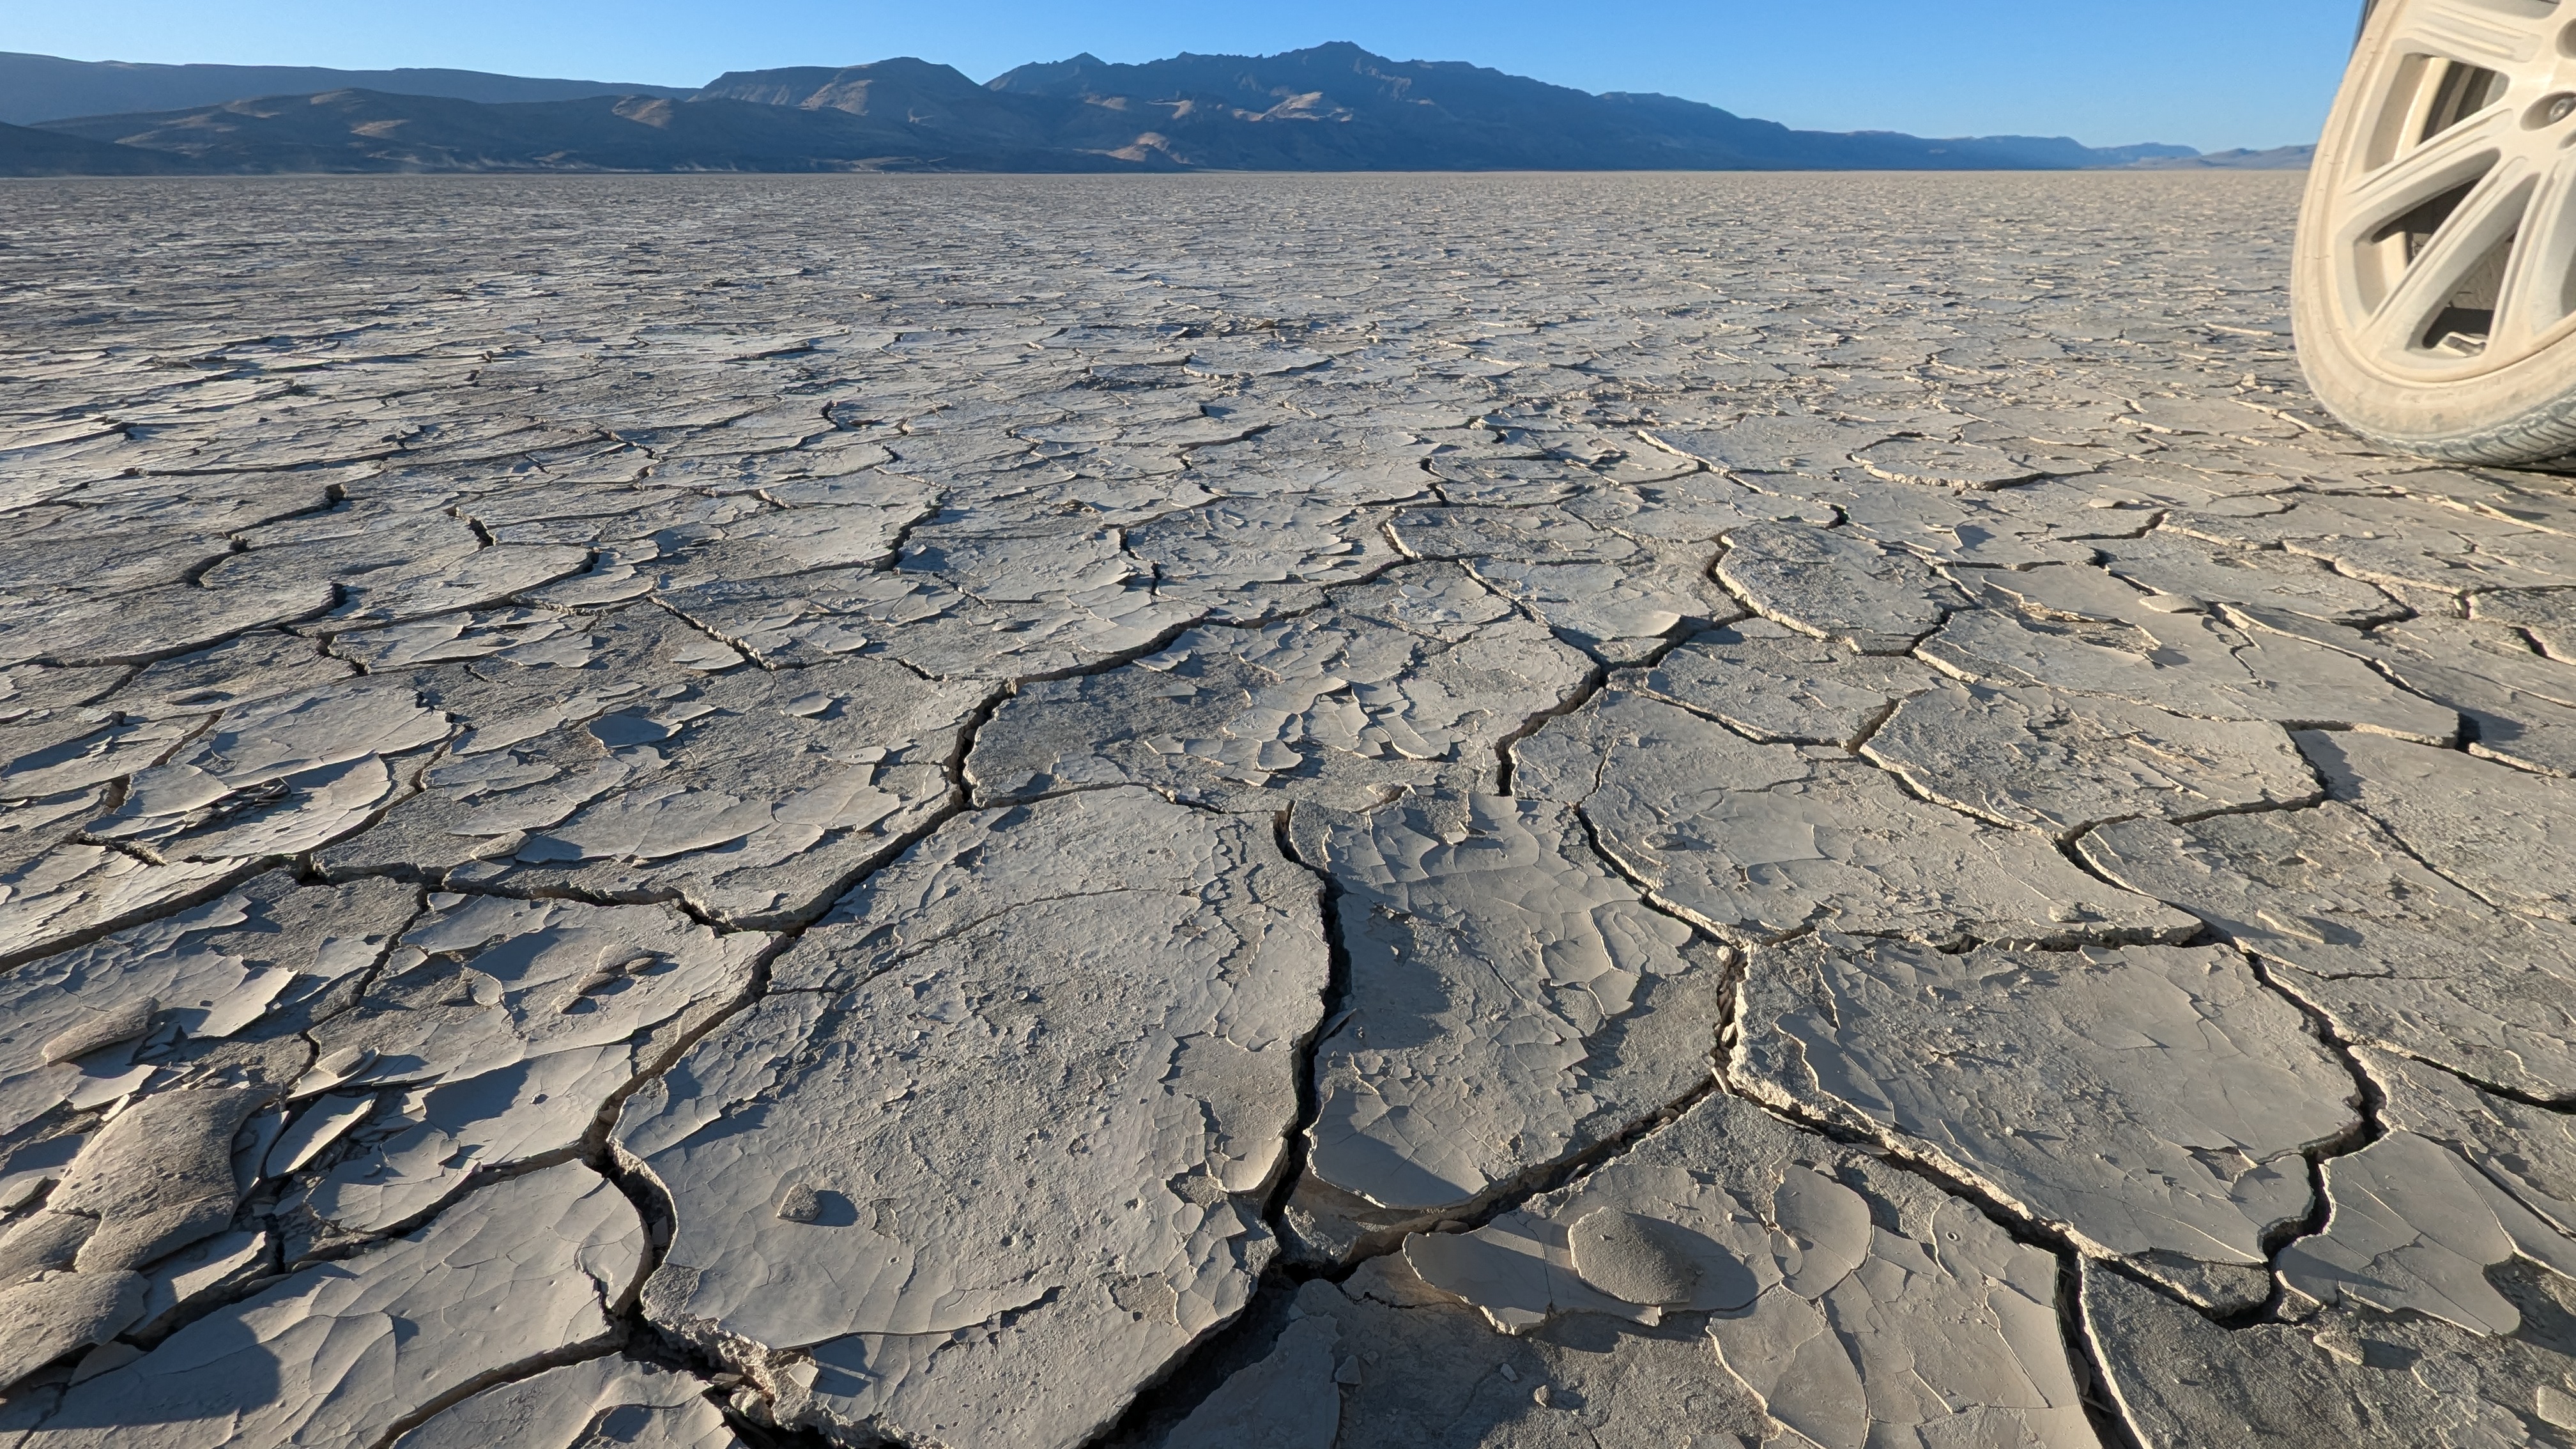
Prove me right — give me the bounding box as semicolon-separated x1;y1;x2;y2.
0;118;196;174
9;43;2228;176
2128;145;2317;170
0;51;693;126
31;89;1114;176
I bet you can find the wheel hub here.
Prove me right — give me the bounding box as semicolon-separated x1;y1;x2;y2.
2319;0;2576;378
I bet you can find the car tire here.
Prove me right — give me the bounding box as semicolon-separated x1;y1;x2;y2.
2293;0;2576;465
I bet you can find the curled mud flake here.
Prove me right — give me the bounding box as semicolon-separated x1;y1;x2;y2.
2266;610;2576;779
1922;564;2460;744
1349;1092;2090;1446
2299;729;2576;926
19;1162;645;1448
1733;932;2357;1310
967;563;1590;815
294;1044;377;1098
0;1212;96;1287
289;894;767;1235
1629;617;1933;748
1388;505;1643;566
2277;1130;2576;1337
1644;417;1903;477
1468;546;1738;664
2473;586;2576;663
337;615;979;928
1715;519;1972;656
1850;435;2046;489
78;680;451;870
1282;790;1721;1259
0;1269;148;1392
2095;1077;2576;1445
2084;803;2576;1101
1862;679;2320;841
49;1087;270;1273
2170;490;2576;594
392;1355;741;1449
2085;1260;2574;1449
0;585;338;671
1820;479;2106;569
39;997;157;1066
0;716;195;804
132;1228;271;1340
0;845;245;972
2362;1046;2576;1239
1161;1314;1341;1449
263;1093;373;1178
2094;530;2403;629
1566;1208;1703;1308
1516;689;2191;947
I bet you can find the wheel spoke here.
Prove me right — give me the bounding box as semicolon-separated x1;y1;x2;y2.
2384;0;2554;70
2492;147;2576;349
2363;155;2538;354
2337;102;2514;240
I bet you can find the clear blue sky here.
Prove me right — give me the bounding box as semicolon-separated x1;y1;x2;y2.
6;1;2359;152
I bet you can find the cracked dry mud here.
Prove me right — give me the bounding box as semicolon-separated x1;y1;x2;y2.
0;170;2572;1449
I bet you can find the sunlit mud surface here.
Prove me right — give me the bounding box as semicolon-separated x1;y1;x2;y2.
4;171;2575;1448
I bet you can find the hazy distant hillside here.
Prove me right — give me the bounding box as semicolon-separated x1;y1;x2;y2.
34;89;1129;174
2128;145;2315;170
0;51;691;126
16;43;2213;176
0;118;197;174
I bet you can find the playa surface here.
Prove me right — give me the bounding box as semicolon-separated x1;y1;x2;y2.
4;171;2575;1448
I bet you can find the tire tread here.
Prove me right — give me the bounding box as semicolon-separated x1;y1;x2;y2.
2350;390;2576;468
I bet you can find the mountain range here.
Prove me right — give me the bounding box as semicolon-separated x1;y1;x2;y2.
1;44;2289;177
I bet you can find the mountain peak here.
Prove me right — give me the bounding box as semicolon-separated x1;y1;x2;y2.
695;57;994;115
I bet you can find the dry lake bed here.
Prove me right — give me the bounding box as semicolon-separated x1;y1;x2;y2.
3;171;2575;1448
